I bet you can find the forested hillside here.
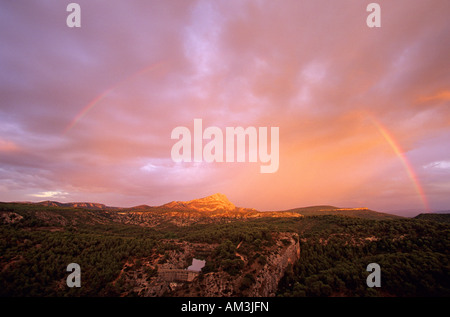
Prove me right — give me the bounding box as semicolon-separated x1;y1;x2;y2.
0;203;449;297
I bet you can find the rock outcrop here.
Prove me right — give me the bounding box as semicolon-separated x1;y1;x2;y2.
163;193;237;212
0;212;23;224
37;201;109;210
115;233;300;297
192;232;300;297
115;194;301;227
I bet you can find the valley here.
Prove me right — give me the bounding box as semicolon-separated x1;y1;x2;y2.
0;194;449;297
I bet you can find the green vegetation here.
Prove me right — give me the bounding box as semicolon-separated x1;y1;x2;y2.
0;224;162;296
169;221;274;244
0;202;449;297
277;216;450;297
415;213;450;224
281;205;401;220
240;273;256;291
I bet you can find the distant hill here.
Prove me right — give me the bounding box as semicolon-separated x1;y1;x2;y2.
118;193;302;225
36;200;115;210
1;194;402;226
162;193;239;212
1;195;448;298
414;213;450;224
156;194;400;220
277;205;402;220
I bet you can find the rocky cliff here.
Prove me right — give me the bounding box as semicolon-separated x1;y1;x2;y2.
247;232;300;296
163;193;237;212
36;201;109;210
191;232;300;297
122;232;301;297
114;193;301;227
113;232;300;297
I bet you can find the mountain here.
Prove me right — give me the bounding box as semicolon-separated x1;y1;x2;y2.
36;201;113;210
1;194;402;226
278;205;402;220
162;193;236;212
415;213;450;224
2;196;449;298
115;193;301;226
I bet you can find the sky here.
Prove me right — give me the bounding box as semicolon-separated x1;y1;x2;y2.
1;0;449;216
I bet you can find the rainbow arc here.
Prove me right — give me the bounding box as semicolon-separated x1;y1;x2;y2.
370;117;430;212
64;62;165;134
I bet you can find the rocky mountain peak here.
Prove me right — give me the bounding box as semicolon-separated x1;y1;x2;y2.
200;193;232;204
163;193;236;212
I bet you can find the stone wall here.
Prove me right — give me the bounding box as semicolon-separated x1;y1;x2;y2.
158;269;198;282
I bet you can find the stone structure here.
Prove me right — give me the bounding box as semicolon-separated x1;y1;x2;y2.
158;269;199;282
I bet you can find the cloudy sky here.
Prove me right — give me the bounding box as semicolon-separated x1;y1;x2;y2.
1;0;449;216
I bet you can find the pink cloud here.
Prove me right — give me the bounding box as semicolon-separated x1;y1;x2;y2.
1;0;449;214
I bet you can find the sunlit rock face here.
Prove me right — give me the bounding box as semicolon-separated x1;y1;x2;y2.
163;193;237;212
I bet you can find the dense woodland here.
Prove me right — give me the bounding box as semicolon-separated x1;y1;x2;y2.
277;216;450;297
0;203;449;297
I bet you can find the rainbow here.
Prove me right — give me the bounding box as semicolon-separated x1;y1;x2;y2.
63;62;165;134
370;117;430;212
